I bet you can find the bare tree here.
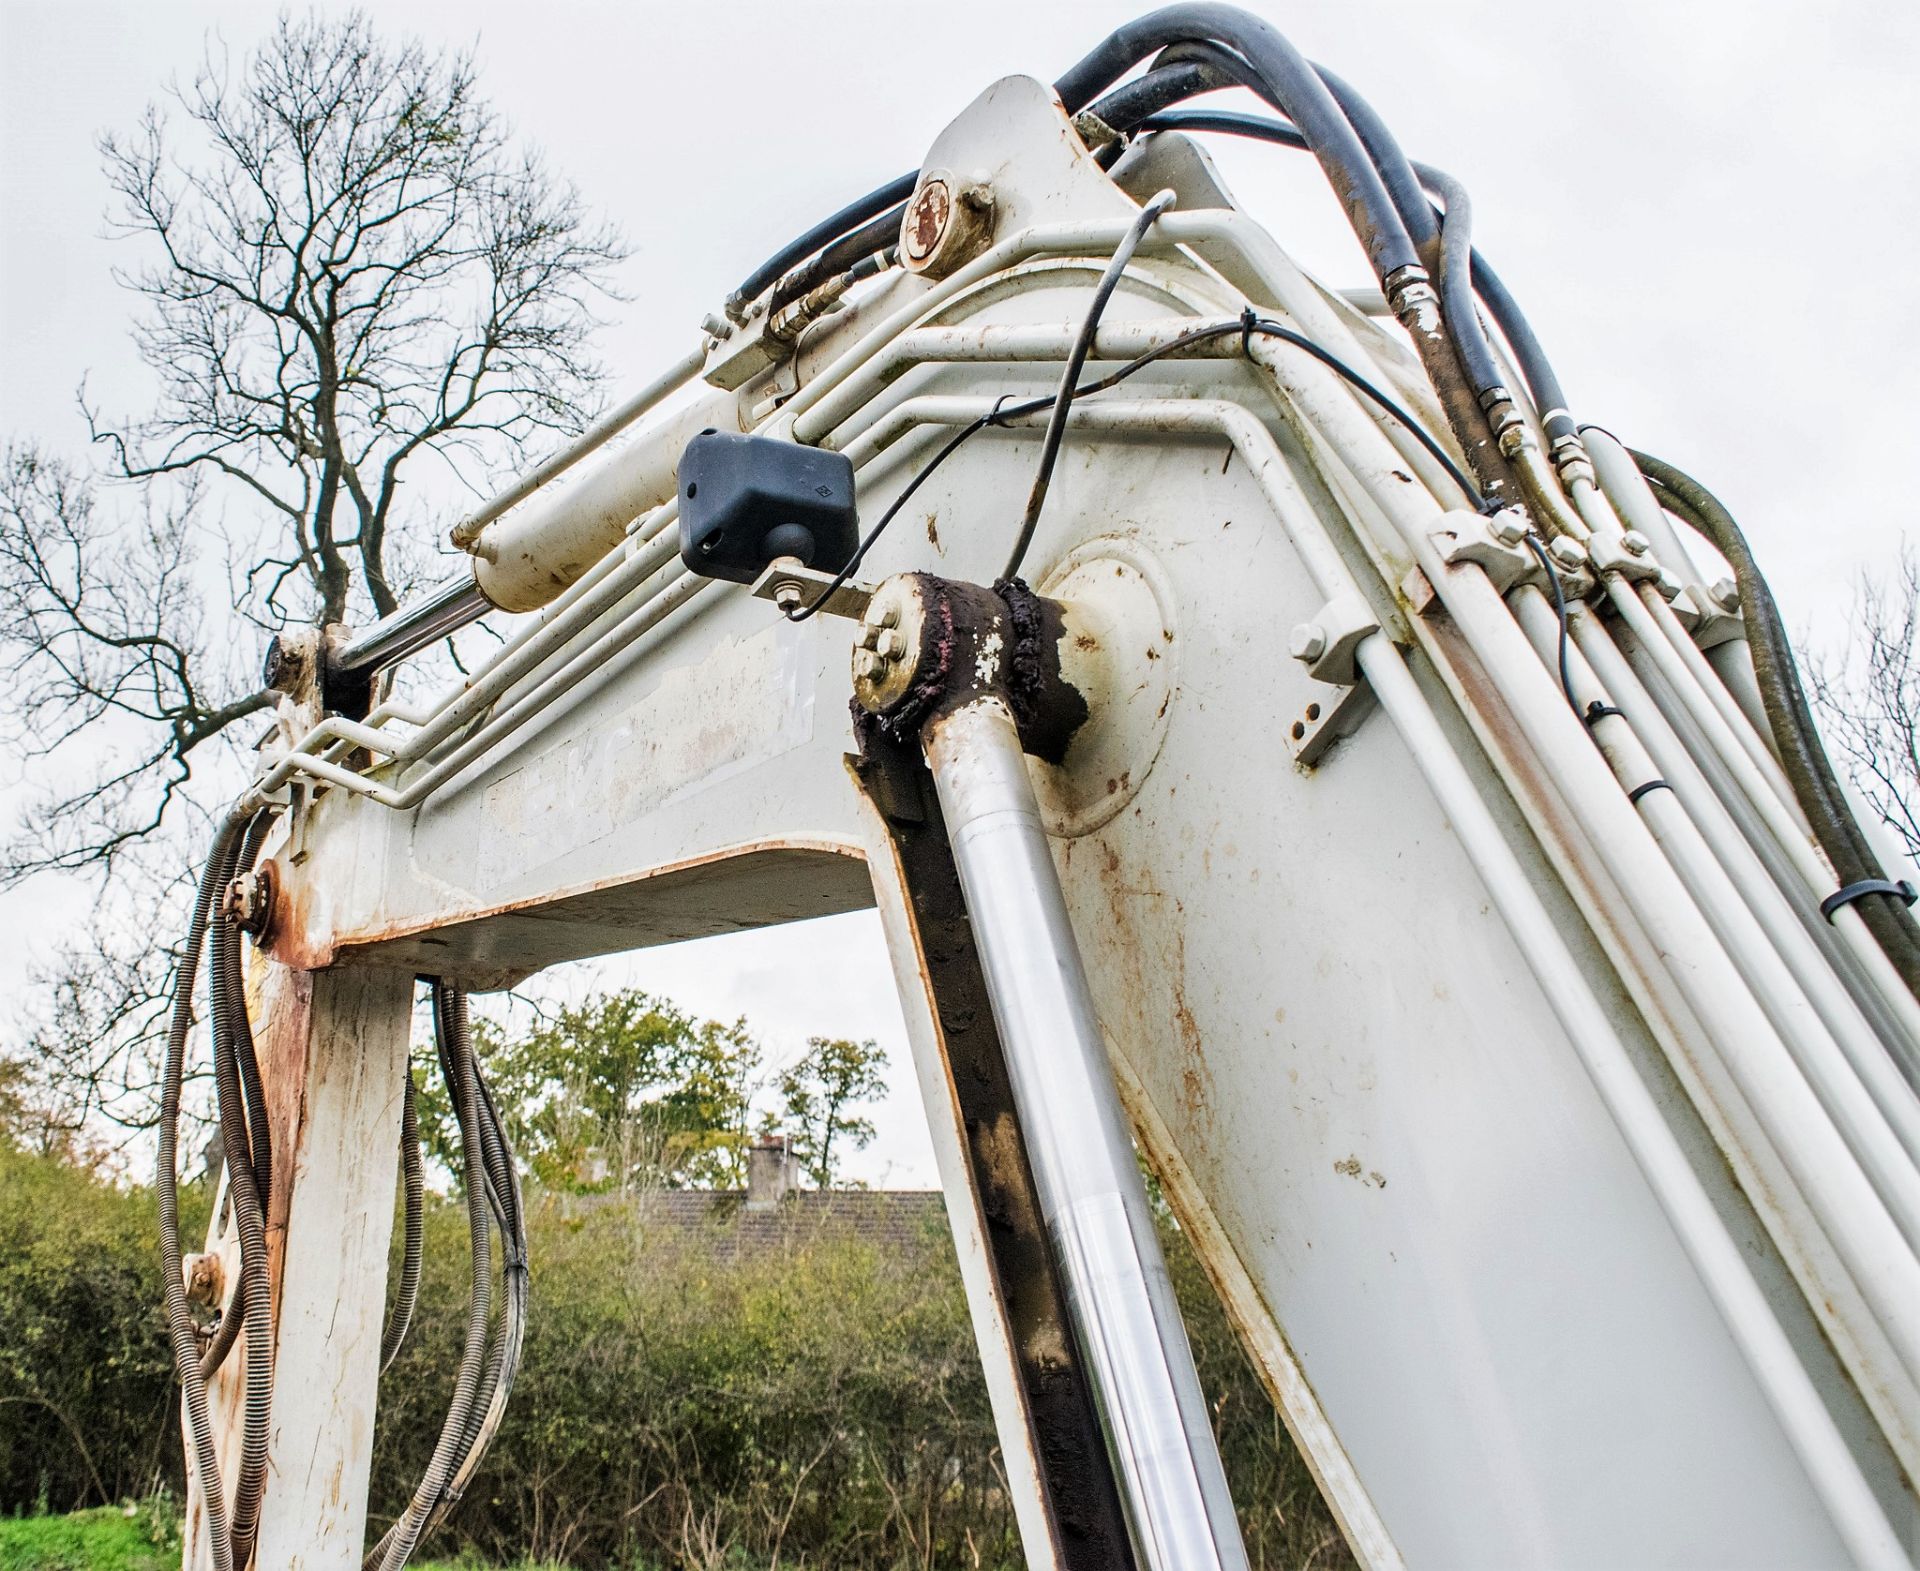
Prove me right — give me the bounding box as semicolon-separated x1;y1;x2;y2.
1805;542;1920;864
0;10;626;1127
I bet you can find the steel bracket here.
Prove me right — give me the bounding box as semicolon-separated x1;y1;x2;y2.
1293;590;1378;687
1430;507;1534;594
749;557;874;622
1285;679;1378;769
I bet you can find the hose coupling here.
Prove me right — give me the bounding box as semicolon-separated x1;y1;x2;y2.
222;863;279;941
1548;431;1596;490
1383;265;1437;325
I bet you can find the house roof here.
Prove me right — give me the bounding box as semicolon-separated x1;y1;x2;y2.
611;1187;948;1258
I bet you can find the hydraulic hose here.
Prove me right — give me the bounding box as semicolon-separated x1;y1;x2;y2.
1114;50;1508;498
381;1071;425;1373
429;1065;527;1542
370;982;504;1571
158;812;249;1571
1133;104;1579;456
766;206;907;316
726;173;917;321
1629;450;1920;1004
1051;6;1420;279
205;831;274;1568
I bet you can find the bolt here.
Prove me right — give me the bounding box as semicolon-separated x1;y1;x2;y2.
1548;536;1588;571
1289;623;1328;664
857;624;881;652
875;628;904;661
1488;510;1527;547
853;650;881;681
1710;576;1741;613
1620;530;1651;557
876;603;900;630
773;579;805;614
699;312;729;339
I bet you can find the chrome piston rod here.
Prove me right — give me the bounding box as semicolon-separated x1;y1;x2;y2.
923;695;1250;1571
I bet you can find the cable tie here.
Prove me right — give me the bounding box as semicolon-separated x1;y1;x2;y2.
1626;779;1672;805
1820;877;1919;923
1239;305;1258;362
1584;702;1624;727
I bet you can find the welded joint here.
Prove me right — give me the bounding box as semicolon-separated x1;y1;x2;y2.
1287;590;1377;687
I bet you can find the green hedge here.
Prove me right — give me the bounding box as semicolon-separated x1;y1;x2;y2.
0;1146;196;1516
0;1148;1350;1568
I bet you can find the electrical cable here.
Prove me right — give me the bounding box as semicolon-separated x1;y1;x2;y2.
788;310;1479;619
1629;451;1920;1005
1521;534;1581;715
1003;189;1177;581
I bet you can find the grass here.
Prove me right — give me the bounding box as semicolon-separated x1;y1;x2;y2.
0;1507;178;1571
0;1509;596;1571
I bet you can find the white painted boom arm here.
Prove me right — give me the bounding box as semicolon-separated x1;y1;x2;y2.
184;62;1920;1571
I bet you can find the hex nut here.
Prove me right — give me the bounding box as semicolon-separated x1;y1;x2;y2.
1289;623;1328;663
1488;510;1528;547
852;577;927;713
1548;536;1588;571
1710;576;1741;613
1620;530;1651;557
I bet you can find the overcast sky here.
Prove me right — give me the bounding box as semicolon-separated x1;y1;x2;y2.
3;0;1916;1186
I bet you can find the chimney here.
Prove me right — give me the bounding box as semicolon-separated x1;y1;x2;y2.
746;1134;799;1212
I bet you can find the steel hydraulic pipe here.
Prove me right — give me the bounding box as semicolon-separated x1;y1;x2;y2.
1566;602;1920;1157
924;696;1249;1571
1512;589;1920;1232
862;391;1920;1449
252;530;681;808
1352;634;1910;1571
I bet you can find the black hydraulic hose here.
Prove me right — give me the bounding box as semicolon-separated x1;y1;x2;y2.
1050;5;1420;281
1311;67;1435;254
372;983;497;1571
381;1070;425;1373
726;172;918;320
1083;46;1244;131
766;206;907;316
1138;107;1306;149
158;813;249;1571
1417;165;1506;400
229;813;274;1218
431;1068;527;1540
206;850;273;1569
1138;105;1574;468
1629;450;1920;1007
1465;249;1574;443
